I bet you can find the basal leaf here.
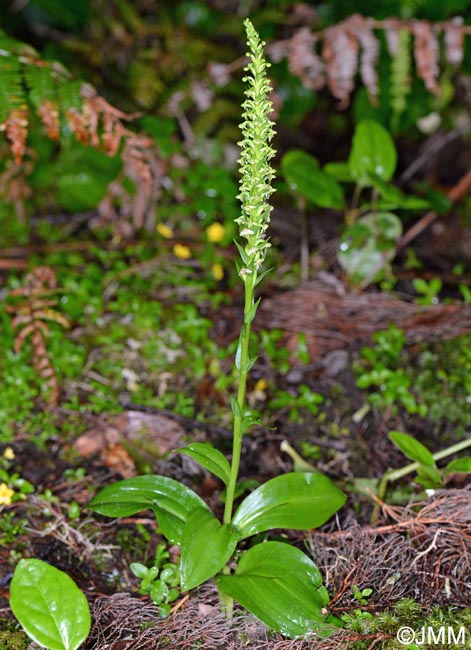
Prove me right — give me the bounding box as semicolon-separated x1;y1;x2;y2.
88;475;211;544
180;510;240;590
10;559;91;650
178;442;231;486
281;150;345;209
389;431;435;467
232;472;346;539
216;542;337;638
348;120;397;185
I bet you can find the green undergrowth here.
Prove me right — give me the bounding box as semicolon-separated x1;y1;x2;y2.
0;242;323;446
342;599;471;649
0;619;29;650
355;325;471;439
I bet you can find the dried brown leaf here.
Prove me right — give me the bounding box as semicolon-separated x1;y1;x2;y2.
3;109;29;165
323;23;359;106
287;27;325;91
384;20;403;56
355;18;380;103
37;100;60;140
444;17;465;66
66;107;89;145
413;20;440;94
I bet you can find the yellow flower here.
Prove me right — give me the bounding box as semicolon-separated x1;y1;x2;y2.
157;223;174;238
173;243;192;259
3;447;14;460
211;263;224;281
206;222;225;243
254;378;267;392
0;483;14;506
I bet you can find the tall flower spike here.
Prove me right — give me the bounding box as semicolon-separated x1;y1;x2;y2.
236;19;276;280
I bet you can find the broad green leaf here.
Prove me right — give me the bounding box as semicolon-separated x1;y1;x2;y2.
372;179;431;210
393;195;431;210
180;510;240;590
281;150;345;209
348;120;397;186
324;161;353;182
178;442;231;486
129;562;148;579
371;179;404;203
338;212;402;286
88;475;211;544
216;542;337;638
389;432;435;467
232;472;346;539
444;457;471;475
10;559;91;650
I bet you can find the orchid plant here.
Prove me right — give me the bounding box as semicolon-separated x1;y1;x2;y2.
9;21;346;643
88;19;346;638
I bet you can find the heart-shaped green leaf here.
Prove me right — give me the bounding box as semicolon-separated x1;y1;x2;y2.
10;559;91;650
389;431;435;467
88;475;211;544
281;150;345;209
232;472;346;539
180;509;240;590
216;542;337;638
348;120;397;186
178;442;231;486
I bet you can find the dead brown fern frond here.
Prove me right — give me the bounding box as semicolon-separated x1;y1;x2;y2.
267;14;471;107
6;266;69;406
0;32;164;232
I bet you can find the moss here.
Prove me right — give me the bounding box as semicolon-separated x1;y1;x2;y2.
0;620;29;650
343;599;471;649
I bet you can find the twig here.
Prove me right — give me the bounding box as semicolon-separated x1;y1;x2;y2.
399;124;470;184
398;166;471;250
327;565;358;608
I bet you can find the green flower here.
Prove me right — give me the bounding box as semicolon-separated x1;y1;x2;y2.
236;19;276;280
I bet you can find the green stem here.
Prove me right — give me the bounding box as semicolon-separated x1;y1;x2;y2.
372;436;471;522
223;273;256;525
218;565;234;617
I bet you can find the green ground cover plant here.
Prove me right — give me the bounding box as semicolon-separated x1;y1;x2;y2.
280;121;438;286
355;326;471;434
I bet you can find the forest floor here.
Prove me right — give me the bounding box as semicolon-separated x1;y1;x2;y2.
1;207;471;650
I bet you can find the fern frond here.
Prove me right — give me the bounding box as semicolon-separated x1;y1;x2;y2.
390;28;412;133
6;266;68;407
0;54;27;123
269;15;471;108
58;79;84;112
